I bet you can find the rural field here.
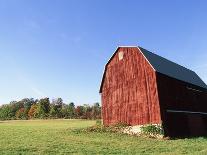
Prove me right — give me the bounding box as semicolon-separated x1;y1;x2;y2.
0;120;207;154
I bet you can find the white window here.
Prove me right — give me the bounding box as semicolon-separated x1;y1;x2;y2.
118;51;124;60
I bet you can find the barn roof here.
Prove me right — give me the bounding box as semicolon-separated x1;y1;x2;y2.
138;46;207;89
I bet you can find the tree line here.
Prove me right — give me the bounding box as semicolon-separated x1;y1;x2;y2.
0;98;101;120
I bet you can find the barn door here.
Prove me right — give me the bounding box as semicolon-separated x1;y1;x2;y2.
165;110;207;137
187;114;206;136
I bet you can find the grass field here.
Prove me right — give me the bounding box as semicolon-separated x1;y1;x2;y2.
0;120;207;155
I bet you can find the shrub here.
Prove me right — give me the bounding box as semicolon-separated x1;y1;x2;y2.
140;124;164;137
74;122;129;134
96;119;102;126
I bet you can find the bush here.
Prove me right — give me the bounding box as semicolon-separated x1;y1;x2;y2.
140;124;164;137
96;119;102;126
73;122;129;134
73;122;164;139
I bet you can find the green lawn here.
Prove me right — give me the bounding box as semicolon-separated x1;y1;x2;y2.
0;120;207;155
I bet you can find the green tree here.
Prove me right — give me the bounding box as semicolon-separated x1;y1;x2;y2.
36;98;50;118
92;102;101;119
67;102;75;118
50;98;64;118
49;105;58;118
0;105;14;120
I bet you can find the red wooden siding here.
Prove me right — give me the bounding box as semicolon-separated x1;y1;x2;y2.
101;47;161;126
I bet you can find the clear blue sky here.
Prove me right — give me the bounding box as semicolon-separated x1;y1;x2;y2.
0;0;207;105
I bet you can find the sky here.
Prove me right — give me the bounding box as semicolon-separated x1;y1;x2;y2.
0;0;207;105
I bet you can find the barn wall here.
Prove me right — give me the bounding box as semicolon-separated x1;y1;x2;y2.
156;73;207;137
101;47;161;126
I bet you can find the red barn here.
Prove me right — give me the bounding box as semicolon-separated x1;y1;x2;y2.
99;46;207;137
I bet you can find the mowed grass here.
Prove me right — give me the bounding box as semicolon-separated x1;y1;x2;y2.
0;120;207;155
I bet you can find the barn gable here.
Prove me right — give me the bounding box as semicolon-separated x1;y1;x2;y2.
99;46;154;93
100;47;161;125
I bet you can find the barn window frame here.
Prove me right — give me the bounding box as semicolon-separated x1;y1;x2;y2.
186;86;202;93
166;109;207;115
118;51;124;60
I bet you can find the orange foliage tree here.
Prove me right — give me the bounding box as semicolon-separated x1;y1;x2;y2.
28;104;38;119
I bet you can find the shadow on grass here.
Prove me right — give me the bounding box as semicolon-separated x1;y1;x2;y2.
168;136;207;140
0;121;7;123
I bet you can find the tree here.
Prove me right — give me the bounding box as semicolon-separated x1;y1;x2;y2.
0;97;101;120
60;105;68;118
0;105;14;120
9;101;23;118
18;98;36;119
15;108;27;119
49;105;58;118
67;102;75;118
23;98;35;111
36;98;50;118
51;98;63;109
50;98;64;118
92;102;101;119
28;104;38;119
75;106;84;118
69;102;75;108
82;104;92;119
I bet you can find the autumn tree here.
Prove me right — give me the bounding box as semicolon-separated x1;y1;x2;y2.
28;104;38;119
15;108;27;119
75;106;84;118
0;97;101;120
